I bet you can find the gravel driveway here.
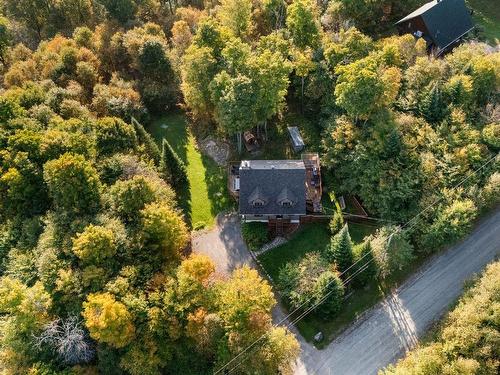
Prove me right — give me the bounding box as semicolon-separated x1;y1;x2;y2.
294;208;500;375
191;212;254;275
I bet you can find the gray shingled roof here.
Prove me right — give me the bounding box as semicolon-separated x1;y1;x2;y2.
239;160;307;216
396;0;473;52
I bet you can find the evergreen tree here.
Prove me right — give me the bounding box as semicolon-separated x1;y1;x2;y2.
160;138;188;190
132;117;161;165
325;224;354;275
314;271;344;315
352;241;377;288
385;129;402;159
418;84;447;124
329;208;344;235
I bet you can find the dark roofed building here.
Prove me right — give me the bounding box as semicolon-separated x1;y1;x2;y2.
287;126;305;153
396;0;474;56
238;160;306;222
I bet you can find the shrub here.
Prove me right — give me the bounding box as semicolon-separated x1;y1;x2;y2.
241;222;268;251
278;252;344;317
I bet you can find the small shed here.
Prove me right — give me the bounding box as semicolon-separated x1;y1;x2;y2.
287;126;305;153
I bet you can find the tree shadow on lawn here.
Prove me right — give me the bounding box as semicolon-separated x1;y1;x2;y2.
148;112;190;163
147;113;192;227
200;152;235;218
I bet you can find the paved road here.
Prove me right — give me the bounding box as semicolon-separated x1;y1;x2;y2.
294;208;500;375
191;212;253;276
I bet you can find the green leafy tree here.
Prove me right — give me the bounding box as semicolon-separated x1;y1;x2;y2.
286;0;320;49
181;45;219;120
479;172;500;211
262;0;287;31
93;117;138;156
82;292;135;348
335;59;401;120
351;241;377;288
278;252;344;315
216;266;275;335
482;123;499;151
371;226;414;279
243;326;300;375
325;224;353;274
72;225;117;265
3;0;52;41
210;72;258;153
140;202;189;261
0;17;11;66
43;153;101;214
422;199;478;252
0;97;26;123
98;0;137;23
252;49;292;133
470;55;498;106
107;175;175;222
217;0;253;38
0;154;48;218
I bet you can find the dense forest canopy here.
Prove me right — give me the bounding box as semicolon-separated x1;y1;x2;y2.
0;0;498;374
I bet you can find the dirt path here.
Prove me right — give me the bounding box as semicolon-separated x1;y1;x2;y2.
191;212;254;276
294;208;500;375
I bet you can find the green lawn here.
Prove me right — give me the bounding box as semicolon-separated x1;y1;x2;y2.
147;113;232;229
258;222;378;280
258;220;386;347
258;224;331;280
467;0;500;43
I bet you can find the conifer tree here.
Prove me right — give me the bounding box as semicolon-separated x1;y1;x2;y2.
419;84;447;124
132;117;161;165
352;240;377;288
160;138;188;190
325;224;353;275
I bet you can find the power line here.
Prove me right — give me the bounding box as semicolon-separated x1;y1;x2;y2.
214;152;499;375
223;257;378;375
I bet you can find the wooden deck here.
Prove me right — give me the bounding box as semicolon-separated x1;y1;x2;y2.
302;153;322;213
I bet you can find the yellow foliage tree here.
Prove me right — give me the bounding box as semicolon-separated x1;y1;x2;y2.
82;292;135;348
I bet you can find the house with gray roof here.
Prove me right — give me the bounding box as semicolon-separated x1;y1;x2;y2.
396;0;474;56
228;155;323;225
237;160;307;223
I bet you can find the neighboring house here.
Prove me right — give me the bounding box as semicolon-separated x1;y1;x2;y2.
229;154;322;224
396;0;474;56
